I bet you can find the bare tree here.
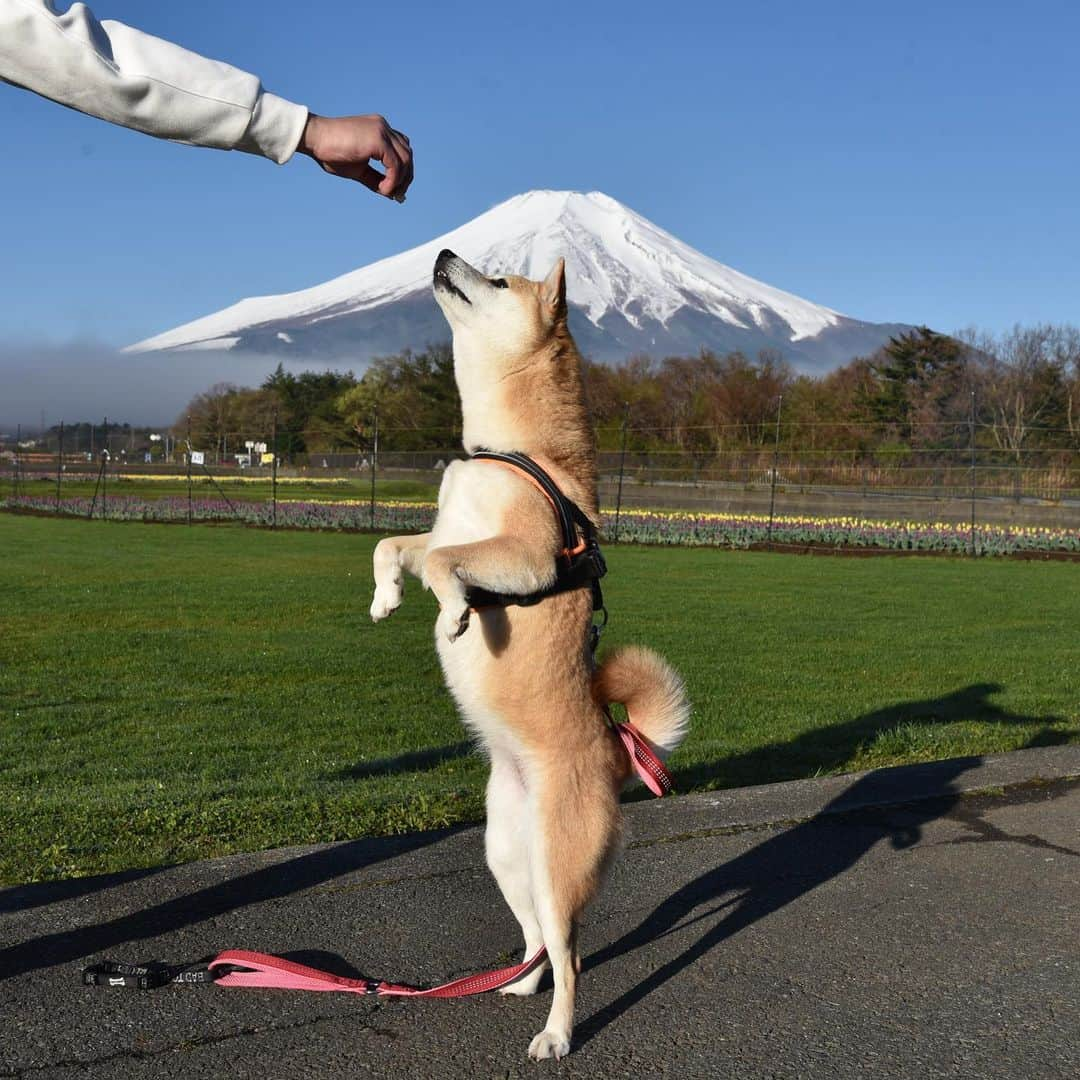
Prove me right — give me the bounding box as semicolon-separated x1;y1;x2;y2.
960;325;1072;462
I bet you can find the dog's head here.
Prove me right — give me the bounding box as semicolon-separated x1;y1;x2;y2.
433;249;567;371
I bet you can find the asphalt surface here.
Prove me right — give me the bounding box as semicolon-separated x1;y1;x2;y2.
2;745;1078;1079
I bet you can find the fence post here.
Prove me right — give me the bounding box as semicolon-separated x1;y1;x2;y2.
186;415;193;526
613;401;629;542
767;395;783;548
56;420;64;511
271;410;278;530
369;405;378;530
101;416;108;519
13;424;21;499
968;389;976;557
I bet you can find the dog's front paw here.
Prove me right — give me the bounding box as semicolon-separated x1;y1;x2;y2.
370;581;403;622
528;1029;571;1061
436;602;471;643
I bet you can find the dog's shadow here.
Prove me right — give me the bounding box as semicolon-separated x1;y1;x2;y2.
575;683;1075;1046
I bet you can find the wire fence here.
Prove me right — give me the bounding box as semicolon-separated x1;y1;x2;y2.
2;414;1078;555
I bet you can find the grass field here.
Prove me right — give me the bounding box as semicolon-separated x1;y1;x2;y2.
1;512;1078;887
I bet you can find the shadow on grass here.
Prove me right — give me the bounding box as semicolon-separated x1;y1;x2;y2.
335;740;473;781
671;682;1072;793
576;684;1074;1047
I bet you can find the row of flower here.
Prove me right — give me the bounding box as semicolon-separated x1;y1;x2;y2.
2;494;1077;556
95;473;355;486
609;508;1080;555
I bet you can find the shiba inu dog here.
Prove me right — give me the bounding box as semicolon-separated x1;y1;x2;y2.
370;249;688;1059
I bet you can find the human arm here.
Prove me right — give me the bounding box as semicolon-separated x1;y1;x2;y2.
0;0;414;197
0;0;307;162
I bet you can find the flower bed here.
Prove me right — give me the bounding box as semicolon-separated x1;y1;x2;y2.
606;508;1079;556
2;494;1077;556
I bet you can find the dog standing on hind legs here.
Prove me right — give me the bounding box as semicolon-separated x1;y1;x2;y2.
370;249;689;1059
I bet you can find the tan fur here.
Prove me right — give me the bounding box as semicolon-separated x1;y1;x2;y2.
593;646;691;756
371;251;688;1060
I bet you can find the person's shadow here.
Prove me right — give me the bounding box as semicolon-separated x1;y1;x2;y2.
575;682;1075;1044
0;828;451;982
671;681;1066;793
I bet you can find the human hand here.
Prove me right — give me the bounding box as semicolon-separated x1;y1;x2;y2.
298;114;413;201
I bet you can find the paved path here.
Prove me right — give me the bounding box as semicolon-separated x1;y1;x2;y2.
3;746;1079;1078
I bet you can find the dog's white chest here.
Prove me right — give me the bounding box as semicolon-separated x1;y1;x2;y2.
429;459;515;550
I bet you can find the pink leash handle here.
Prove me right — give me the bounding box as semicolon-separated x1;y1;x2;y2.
209;946;548;998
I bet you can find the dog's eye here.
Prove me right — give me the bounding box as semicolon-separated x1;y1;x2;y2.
490;278;509;289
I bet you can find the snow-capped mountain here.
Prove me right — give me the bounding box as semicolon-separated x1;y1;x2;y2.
125;191;910;371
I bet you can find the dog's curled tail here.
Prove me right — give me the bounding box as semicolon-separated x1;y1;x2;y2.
594;645;689;759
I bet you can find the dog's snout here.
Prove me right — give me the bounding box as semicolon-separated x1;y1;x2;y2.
433;249;472;306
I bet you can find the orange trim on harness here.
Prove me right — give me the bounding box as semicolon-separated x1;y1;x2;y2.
474;456;588;559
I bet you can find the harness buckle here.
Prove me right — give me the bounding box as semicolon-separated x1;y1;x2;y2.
589;605;609;654
585;541;607;580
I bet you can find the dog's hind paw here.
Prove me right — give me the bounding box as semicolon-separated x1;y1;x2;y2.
528;1029;571;1060
498;967;545;997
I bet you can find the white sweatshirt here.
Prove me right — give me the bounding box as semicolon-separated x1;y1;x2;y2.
0;0;309;163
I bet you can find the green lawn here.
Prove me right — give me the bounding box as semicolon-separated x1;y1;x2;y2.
1;513;1077;887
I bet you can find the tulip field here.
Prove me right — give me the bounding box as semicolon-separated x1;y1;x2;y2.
3;490;1078;556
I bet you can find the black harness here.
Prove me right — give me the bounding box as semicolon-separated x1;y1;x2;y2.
464;450;607;645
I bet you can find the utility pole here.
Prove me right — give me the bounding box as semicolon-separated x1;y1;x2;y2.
767;395;783;548
186;415;193;526
56;420;64;511
969;389;977;557
271;409;278;529
369;406;379;529
13;424;21;499
101;416;107;517
613;402;630;542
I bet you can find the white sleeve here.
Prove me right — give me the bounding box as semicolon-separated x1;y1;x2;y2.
0;0;309;163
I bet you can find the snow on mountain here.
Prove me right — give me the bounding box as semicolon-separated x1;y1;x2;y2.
125;191;910;371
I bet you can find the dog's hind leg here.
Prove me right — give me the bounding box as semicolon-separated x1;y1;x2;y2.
484;752;549;996
526;767;621;1060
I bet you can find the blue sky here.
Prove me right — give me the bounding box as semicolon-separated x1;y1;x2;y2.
2;0;1079;352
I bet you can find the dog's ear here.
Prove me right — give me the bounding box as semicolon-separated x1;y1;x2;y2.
540;258;566;318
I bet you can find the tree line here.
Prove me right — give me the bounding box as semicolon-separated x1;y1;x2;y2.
172;325;1080;465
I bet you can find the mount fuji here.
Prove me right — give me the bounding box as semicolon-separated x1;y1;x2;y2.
125;190;911;372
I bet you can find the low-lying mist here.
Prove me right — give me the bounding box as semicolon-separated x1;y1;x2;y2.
0;342;349;431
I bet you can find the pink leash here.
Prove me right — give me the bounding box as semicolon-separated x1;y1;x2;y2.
83;724;671;1000
209;945;549;997
614;720;673;797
